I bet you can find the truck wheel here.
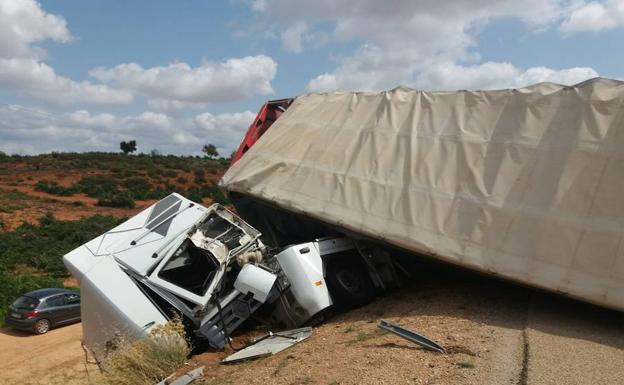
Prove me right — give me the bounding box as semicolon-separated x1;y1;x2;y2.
326;257;375;309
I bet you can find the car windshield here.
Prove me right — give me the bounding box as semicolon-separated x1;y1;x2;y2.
12;296;40;310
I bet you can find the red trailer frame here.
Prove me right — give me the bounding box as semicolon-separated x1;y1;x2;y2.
230;98;293;165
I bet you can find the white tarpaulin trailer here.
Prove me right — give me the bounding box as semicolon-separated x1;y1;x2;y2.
220;77;624;311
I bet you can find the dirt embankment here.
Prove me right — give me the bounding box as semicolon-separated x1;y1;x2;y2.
190;275;624;385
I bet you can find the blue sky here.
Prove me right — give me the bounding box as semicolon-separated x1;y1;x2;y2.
0;0;623;155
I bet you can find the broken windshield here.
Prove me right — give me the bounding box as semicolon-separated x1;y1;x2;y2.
198;213;246;250
157;240;220;296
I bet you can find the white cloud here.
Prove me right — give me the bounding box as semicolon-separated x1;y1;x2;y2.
308;62;599;92
0;0;277;107
0;1;132;105
89;56;277;104
0;105;255;156
280;22;308;53
0;0;71;59
410;62;599;90
0;58;133;105
64;110;117;129
194;111;256;155
123;111;172;131
253;0;603;92
147;99;209;114
560;1;624;34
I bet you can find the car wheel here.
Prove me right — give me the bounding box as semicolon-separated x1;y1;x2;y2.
326;257;375;309
34;319;51;334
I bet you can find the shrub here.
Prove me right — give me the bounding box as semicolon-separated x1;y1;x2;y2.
97;193;135;209
194;169;206;184
35;180;77;196
199;185;230;205
97;319;189;385
163;169;177;178
0;212;122;275
146;185;176;200
122;169;139;178
184;187;203;203
147;168;164;179
75;175;119;198
123;177;153;200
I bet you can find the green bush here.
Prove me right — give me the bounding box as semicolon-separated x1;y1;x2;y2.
35;180;77;196
122;169;139;178
147;168;164;178
123;177;153;200
0;212;122;275
199;184;230;205
194;169;206;184
75;175;119;198
97;193;136;208
184;187;203;203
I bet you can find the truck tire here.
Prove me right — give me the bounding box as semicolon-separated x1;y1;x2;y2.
325;257;375;309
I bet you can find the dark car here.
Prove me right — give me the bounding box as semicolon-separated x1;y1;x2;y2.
5;288;80;334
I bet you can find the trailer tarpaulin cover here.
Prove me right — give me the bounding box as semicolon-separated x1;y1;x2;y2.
220;78;624;311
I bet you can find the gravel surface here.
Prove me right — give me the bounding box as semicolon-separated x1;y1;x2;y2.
195;276;624;385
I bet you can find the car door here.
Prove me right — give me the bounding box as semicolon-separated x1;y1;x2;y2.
41;294;66;325
63;293;81;321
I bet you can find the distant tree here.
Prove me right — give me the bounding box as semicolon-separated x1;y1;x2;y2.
120;140;137;155
149;149;162;157
202;144;219;159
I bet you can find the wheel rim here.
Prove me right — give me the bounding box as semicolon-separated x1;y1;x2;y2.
35;320;49;334
336;269;361;294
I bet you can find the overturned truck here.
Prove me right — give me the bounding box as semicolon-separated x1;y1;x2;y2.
222;77;624;313
66;77;624;357
64;195;403;358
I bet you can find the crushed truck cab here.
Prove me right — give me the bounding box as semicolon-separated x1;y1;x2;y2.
64;193;400;359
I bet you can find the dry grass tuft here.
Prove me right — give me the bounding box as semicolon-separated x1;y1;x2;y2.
97;319;190;385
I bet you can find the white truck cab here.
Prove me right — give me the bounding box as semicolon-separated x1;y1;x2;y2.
63;194;401;358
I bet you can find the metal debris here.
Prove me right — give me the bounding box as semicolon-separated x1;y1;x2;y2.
222;327;313;363
378;319;445;353
156;366;204;385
